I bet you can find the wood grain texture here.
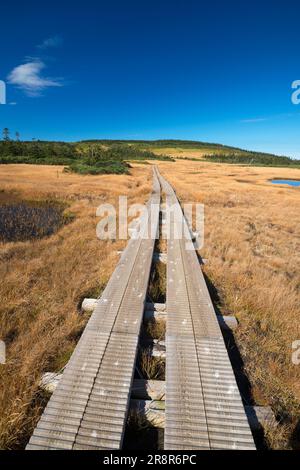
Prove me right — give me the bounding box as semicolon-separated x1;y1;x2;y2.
156;170;256;451
26;169;160;450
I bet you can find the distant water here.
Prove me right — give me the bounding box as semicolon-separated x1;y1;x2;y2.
271;179;300;187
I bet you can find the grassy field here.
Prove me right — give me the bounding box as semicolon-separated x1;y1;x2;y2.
147;147;218;159
1;159;300;449
146;145;300;166
157;160;300;449
0;163;152;449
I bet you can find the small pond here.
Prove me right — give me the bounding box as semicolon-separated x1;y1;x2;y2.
0;200;72;242
271;179;300;187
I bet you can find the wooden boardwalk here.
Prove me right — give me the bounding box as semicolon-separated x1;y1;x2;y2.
26;169;160;450
157;171;255;450
27;167;255;450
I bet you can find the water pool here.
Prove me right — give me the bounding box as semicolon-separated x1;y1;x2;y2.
271;179;300;187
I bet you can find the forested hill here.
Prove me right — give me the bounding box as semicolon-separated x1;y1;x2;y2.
0;137;299;171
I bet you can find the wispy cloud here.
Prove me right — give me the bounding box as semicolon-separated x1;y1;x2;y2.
240;117;268;123
37;35;63;50
241;113;296;124
7;60;62;96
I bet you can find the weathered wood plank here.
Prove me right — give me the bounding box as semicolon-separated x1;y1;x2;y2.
156;169;256;451
27;168;161;451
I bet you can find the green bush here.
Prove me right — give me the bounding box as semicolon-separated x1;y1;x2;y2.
66;160;130;175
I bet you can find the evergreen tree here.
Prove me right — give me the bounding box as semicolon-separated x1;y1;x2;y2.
2;128;10;141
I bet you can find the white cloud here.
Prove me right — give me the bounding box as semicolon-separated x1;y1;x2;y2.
37;35;63;49
241;117;268;123
241;113;296;124
7;60;62;96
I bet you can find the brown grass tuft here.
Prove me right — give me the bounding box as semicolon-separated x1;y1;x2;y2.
139;348;165;380
144;320;166;341
148;261;166;303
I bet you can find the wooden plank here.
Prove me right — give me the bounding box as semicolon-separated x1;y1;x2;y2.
129;399;276;434
26;168;161;451
156;169;256;451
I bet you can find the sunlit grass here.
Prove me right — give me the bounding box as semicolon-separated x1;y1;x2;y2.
157;159;300;449
0;163;152;449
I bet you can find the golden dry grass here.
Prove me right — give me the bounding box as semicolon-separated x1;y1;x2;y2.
2;160;300;449
143;319;166;342
148;261;166;304
0;164;152;449
157;159;300;449
149;147;216;159
139;349;165;380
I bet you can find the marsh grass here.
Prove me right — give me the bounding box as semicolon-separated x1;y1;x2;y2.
123;409;163;450
0;163;152;449
147;261;166;303
138;348;165;380
143;319;166;341
157;159;300;449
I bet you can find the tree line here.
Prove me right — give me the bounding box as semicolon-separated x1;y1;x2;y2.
3;128;20;142
0;130;173;174
203;152;300;167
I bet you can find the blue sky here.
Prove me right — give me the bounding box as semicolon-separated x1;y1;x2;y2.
1;0;300;156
